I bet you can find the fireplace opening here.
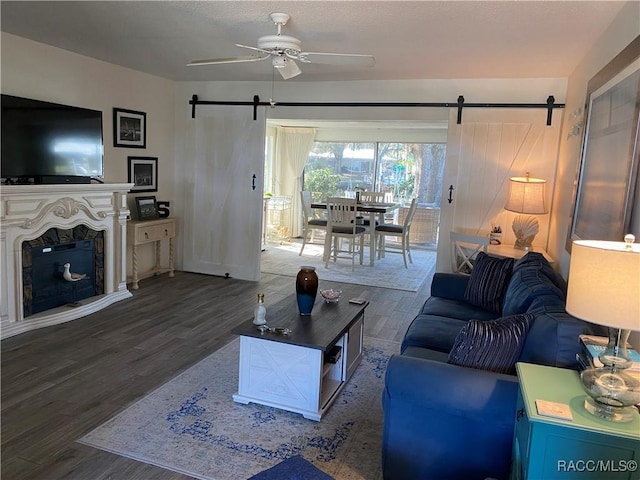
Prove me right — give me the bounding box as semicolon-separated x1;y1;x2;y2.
23;226;104;317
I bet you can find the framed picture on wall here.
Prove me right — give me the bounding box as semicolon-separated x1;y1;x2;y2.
567;36;640;250
114;108;146;148
135;196;159;220
128;156;158;192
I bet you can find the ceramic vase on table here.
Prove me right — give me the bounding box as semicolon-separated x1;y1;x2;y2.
296;266;318;316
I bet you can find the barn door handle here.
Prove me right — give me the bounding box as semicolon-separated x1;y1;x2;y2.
448;185;454;204
252;174;256;191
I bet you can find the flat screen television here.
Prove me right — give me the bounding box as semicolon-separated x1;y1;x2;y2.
1;94;104;183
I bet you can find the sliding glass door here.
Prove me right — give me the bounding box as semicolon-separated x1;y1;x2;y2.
302;141;446;246
303;141;445;204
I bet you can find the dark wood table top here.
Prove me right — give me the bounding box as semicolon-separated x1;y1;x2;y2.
311;201;399;214
232;292;369;352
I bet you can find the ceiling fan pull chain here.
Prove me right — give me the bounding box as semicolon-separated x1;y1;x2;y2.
270;68;276;108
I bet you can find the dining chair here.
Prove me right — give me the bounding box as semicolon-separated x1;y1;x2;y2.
356;191;385;245
359;191;385;203
375;197;418;268
324;196;366;271
299;190;327;255
382;192;397;223
450;231;490;274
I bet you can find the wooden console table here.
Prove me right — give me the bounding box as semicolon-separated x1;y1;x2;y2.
487;243;554;264
127;218;176;290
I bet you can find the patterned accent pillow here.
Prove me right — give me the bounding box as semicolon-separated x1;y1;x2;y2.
464;252;514;314
447;314;533;374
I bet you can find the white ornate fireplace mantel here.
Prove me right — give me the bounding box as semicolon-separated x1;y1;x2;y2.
0;183;134;340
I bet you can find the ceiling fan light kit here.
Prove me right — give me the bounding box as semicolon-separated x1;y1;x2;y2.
272;56;302;79
271;57;287;68
188;12;375;80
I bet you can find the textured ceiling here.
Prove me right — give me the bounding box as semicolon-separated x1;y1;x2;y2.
0;1;630;82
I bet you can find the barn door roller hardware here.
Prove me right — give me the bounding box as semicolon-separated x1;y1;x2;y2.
189;94;563;125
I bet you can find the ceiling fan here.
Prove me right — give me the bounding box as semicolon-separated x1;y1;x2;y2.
187;13;375;80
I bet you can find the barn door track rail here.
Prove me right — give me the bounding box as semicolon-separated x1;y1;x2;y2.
189;94;564;125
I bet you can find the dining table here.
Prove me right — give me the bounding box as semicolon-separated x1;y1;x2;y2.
311;200;400;266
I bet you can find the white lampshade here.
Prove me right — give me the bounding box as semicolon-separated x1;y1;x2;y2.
504;176;547;214
566;240;640;331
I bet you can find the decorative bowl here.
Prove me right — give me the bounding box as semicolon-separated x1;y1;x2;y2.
320;289;342;303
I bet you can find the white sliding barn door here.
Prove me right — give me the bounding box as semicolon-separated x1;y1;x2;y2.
180;105;266;281
436;108;562;272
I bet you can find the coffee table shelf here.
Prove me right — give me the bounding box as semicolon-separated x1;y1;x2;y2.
232;294;367;421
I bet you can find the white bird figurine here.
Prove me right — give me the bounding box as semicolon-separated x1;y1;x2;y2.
63;263;87;282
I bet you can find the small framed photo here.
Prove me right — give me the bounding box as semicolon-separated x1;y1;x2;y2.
128;156;158;192
135;196;159;221
114;108;146;148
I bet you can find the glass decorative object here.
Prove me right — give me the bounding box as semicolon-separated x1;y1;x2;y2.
579;329;640;422
296;266;318;315
253;293;267;325
320;289;342;303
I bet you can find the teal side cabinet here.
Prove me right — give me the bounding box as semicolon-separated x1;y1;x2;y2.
512;363;640;480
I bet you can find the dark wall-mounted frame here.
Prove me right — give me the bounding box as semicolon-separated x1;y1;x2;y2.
566;35;640;251
135;196;159;221
114;108;146;148
128;156;158;192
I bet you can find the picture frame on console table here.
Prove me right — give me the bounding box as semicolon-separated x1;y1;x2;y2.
135;196;159;221
128;156;158;192
113;107;146;148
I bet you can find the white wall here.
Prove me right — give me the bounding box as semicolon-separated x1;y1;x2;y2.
1;33;176;280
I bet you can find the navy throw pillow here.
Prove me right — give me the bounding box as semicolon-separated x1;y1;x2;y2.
447;313;533;374
464;252;514;314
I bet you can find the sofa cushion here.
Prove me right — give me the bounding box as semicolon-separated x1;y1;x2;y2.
430;272;471;301
527;293;567;314
401;315;469;354
514;252;565;290
519;310;591;368
419;297;498;322
503;264;565;316
447;313;533;374
464;253;514;314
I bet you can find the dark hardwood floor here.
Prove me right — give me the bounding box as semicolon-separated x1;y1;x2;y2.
1;266;432;479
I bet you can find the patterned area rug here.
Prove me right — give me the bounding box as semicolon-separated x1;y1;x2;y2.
261;240;436;292
79;337;400;480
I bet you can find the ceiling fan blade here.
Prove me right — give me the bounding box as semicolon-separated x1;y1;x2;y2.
235;43;274;56
187;55;267;66
276;58;302;80
297;52;375;67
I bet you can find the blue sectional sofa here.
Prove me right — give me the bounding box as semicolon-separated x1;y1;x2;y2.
382;252;597;480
